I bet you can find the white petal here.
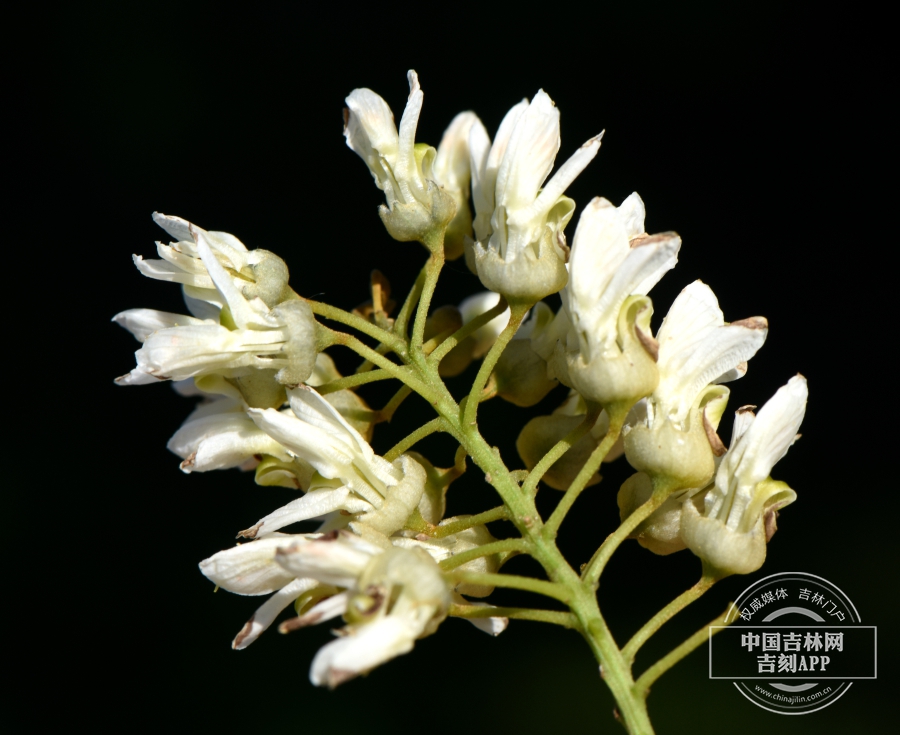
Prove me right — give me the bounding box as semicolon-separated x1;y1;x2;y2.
199;535;307;595
657;281;724;358
724;375;808;488
395;70;425;202
132;254;214;289
152;211;196;243
496;90;560;212
112;309;209;342
310;615;417;687
527;132;602;224
344;88;399;167
248;486;373;538
232;577;319;649
434;111;479;191
168;408;291;473
274;536;376;587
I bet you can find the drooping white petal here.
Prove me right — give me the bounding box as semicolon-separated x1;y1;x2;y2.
232;577;319;650
244;486;373;538
310;615;417;688
199;535;309;595
167;402;291;473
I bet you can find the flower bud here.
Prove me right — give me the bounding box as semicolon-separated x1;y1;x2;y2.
516;392;624;490
616;472;688;556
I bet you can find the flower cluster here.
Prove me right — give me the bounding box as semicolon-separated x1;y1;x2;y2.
116;70;808;701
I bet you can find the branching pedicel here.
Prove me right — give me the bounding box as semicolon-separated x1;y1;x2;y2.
114;70;808;734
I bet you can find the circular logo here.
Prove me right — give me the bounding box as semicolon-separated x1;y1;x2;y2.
709;571;876;715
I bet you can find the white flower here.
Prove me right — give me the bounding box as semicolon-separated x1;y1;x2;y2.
239;386;425;539
471;90;601;302
681;375;807;575
134;212;252;317
272;534;450;687
115;228;316;388
167;394;292;473
344;70;455;243
560;194;681;407
198;532;324;649
433;112;481;260
624;280;768;488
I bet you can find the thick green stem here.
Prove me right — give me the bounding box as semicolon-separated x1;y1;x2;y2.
582;477;683;588
440;538;530;571
633;607;731;698
544;405;628;538
384;418;444;462
622;572;717;664
448;421;655;734
461;303;528;428
449;604;576;628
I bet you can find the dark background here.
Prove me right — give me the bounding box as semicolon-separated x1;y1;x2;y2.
19;3;891;733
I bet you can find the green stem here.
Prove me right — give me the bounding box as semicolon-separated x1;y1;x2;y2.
449;418;654;734
521;405;602;497
622;572;717;664
543;405;628;538
315;368;393;395
633;607;732;698
427;297;508;366
446;572;570;603
331;332;434;402
449;604;576;628
383;418;444;462
582;477;683;588
308;300;403;353
377;385;413;423
431;506;509;538
411;246;445;357
461;303;528;428
440;538;529;571
393;266;427;339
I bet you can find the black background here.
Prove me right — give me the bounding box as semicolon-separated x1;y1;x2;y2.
18;3;892;733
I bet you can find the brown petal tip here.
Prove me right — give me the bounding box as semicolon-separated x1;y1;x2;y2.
703;411;727;457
